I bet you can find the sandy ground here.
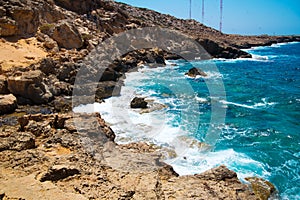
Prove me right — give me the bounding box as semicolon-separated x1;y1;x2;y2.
0;37;47;72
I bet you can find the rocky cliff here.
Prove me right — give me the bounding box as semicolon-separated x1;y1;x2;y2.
1;112;265;199
0;0;297;199
1;0;299;105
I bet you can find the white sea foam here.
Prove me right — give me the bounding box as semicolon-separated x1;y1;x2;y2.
271;42;291;48
195;96;208;103
167;148;269;178
242;41;300;51
73;63;270;183
219;98;276;109
213;56;271;63
252;54;269;60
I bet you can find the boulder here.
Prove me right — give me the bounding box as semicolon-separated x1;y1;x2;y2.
0;132;35;152
245;177;277;200
39;58;56;75
0;7;5;17
99;68;121;82
73;81;122;102
7;70;52;104
53;0;99;14
8;7;39;36
95;81;122;100
56;62;78;83
185;67;207;77
51;21;83;49
0;0;65;37
195;165;237;181
145;52;165;65
40;165;80;182
130;97;148;108
43;35;58;50
0;94;17;115
53;96;72;113
0;17;18;36
0;75;9;94
198;39;222;55
0;2;39;37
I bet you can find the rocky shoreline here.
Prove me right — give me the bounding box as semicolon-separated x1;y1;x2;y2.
1;112;275;199
0;0;298;199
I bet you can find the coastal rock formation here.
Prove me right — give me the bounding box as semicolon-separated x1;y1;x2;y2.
0;75;9;94
0;112;260;199
50;20;83;49
245;177;277;200
40;165;80;182
185;67;207;77
0;0;299;199
130;97;148;108
0;131;35;152
0;0;65;37
162;165;257;199
0;5;38;37
0;94;17;115
197;38;252;59
7;70;53;104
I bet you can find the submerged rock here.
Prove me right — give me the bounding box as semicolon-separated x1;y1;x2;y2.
0;94;17;115
185;67;207;77
130;97;148;108
139;102;167;114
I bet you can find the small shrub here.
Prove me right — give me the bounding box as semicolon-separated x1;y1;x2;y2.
39;23;55;33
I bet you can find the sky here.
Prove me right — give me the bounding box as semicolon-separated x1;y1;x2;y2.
116;0;300;35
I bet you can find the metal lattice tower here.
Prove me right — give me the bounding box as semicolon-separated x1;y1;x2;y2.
189;0;192;19
219;0;223;32
202;0;205;23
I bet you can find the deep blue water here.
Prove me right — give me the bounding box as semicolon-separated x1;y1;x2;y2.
123;42;300;199
76;42;300;199
216;43;300;199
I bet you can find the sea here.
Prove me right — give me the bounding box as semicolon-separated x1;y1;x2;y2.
74;42;300;199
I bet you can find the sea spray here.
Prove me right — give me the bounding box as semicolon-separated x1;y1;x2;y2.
74;42;300;198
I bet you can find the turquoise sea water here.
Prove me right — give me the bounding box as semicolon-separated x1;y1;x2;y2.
75;42;300;199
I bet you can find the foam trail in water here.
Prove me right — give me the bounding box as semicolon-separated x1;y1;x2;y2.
220;98;276;109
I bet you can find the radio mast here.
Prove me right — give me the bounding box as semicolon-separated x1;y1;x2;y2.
202;0;205;23
220;0;223;32
189;0;192;19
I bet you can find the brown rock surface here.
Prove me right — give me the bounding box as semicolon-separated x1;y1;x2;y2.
0;94;17;115
0;38;47;71
0;0;297;199
245;177;277;200
0;173;87;200
0;112;260;199
130;97;148;108
0;131;35;151
51;20;83;49
0;75;9;94
7;70;52;104
185;67;208;77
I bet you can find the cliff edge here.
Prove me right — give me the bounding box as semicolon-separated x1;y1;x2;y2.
0;0;295;199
